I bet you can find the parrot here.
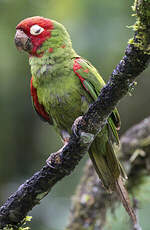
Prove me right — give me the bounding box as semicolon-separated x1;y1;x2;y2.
15;16;137;225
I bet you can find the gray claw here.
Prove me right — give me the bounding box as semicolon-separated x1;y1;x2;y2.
72;116;83;137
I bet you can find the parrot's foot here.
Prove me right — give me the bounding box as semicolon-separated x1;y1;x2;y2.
72;116;83;136
46;142;68;167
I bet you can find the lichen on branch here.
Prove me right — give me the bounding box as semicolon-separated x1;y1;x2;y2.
129;0;150;54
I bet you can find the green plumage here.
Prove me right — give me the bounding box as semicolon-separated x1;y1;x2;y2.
15;17;138;224
29;20;125;191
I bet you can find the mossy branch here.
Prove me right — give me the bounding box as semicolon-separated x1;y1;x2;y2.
0;0;150;229
67;117;150;230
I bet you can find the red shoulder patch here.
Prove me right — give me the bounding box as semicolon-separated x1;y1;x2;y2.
73;58;91;93
73;58;86;89
30;77;50;122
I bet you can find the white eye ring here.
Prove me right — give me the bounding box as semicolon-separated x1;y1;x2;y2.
30;25;44;35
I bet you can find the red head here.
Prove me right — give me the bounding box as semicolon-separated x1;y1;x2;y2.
15;16;54;56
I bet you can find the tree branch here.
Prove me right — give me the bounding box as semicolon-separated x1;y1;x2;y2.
0;0;150;228
67;117;150;230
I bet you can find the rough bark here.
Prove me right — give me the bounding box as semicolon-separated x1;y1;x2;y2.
0;0;150;229
67;117;150;230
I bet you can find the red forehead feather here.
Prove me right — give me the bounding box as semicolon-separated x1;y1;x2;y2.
16;16;54;32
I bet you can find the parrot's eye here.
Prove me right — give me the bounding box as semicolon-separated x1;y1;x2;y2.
30;25;44;35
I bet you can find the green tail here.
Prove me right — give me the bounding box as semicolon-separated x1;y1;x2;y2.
89;129;137;225
88;127;126;192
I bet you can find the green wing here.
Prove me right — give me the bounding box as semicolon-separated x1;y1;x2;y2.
73;57;120;144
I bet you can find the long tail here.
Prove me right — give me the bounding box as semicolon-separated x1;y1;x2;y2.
115;176;137;226
89;135;138;226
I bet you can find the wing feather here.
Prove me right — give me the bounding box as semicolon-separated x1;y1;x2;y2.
73;57;120;143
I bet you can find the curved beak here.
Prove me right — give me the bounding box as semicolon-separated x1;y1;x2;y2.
15;29;33;52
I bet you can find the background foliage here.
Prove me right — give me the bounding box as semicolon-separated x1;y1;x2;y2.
0;0;150;229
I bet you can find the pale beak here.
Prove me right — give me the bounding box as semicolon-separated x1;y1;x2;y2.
15;29;33;52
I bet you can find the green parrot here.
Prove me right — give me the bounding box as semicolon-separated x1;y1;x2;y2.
15;16;136;224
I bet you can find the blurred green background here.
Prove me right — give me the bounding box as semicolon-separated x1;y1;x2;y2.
0;0;150;229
